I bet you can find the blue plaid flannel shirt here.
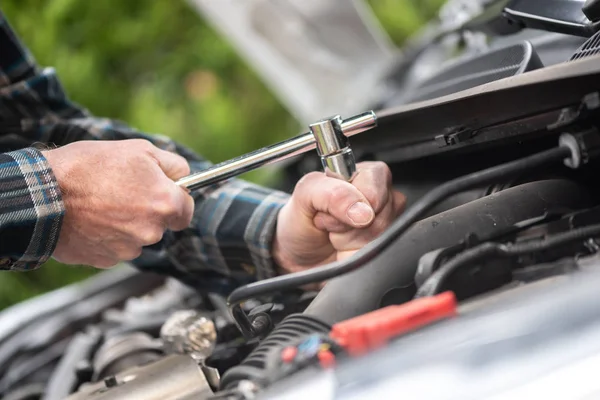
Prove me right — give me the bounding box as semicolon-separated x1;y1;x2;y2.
0;11;290;292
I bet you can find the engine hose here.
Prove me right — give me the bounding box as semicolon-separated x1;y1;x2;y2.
416;222;600;297
230;146;575;336
219;314;330;390
304;179;592;324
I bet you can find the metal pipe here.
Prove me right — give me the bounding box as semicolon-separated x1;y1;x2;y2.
176;133;316;191
175;111;377;191
340;111;379;136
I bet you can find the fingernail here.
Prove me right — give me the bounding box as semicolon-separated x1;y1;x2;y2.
347;202;374;225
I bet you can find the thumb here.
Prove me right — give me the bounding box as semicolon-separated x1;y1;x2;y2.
294;172;375;228
150;147;191;180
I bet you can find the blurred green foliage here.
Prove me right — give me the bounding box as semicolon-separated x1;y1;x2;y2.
0;0;443;309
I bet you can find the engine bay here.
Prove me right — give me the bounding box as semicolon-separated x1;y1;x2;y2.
6;1;600;399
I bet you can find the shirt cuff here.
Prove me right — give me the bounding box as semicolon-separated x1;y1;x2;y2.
0;148;65;270
194;177;290;280
160;173;290;290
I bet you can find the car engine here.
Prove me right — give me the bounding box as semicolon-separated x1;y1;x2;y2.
6;0;600;399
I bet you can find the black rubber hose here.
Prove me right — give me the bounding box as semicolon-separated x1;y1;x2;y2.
304;178;591;324
416;222;600;297
229;146;574;334
219;314;330;390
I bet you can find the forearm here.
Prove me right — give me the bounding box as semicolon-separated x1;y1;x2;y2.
1;9;290;286
57;119;292;285
41;116;292;285
6;89;291;285
0;148;64;270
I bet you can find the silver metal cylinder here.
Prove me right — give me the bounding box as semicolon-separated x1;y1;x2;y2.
322;148;357;181
92;333;163;381
310;115;348;157
67;355;212;400
340;110;378;136
176;133;316;191
310;116;356;181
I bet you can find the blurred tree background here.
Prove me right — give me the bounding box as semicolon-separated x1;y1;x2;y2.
0;0;443;309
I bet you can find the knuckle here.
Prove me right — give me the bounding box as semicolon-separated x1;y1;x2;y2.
152;191;179;218
175;155;191;175
294;172;320;192
117;246;143;261
360;161;392;184
372;160;389;170
181;164;191;177
328;183;351;205
134;138;153;149
139;229;164;246
394;191;407;210
176;210;193;229
379;163;393;185
372;216;389;233
126;138;148;150
367;186;389;211
137;141;160;159
114;244;146;261
363;160;388;171
137;222;164;248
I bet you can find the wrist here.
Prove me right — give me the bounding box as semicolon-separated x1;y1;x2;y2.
271;231;293;276
272;210;292;275
271;203;308;276
41;148;65;191
41;146;80;209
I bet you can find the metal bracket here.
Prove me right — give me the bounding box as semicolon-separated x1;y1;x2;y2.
547;92;600;131
434;126;475;147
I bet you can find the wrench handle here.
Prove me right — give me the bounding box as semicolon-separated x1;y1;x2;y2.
175;111;376;191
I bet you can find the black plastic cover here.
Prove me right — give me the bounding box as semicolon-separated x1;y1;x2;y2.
355;52;600;163
584;0;600;21
406;41;543;103
504;0;594;37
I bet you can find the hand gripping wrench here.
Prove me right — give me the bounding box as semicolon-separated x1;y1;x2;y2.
175;111;377;190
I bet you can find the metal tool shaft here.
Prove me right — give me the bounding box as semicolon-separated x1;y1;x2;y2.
176;111;377;191
176;134;315;190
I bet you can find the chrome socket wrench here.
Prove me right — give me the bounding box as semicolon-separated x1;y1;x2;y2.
176;111;377;191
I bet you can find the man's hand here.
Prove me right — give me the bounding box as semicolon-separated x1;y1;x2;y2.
43;139;194;268
273;162;406;276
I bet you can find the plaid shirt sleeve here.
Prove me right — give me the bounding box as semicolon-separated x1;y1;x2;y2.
0;10;290;290
0;148;64;270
